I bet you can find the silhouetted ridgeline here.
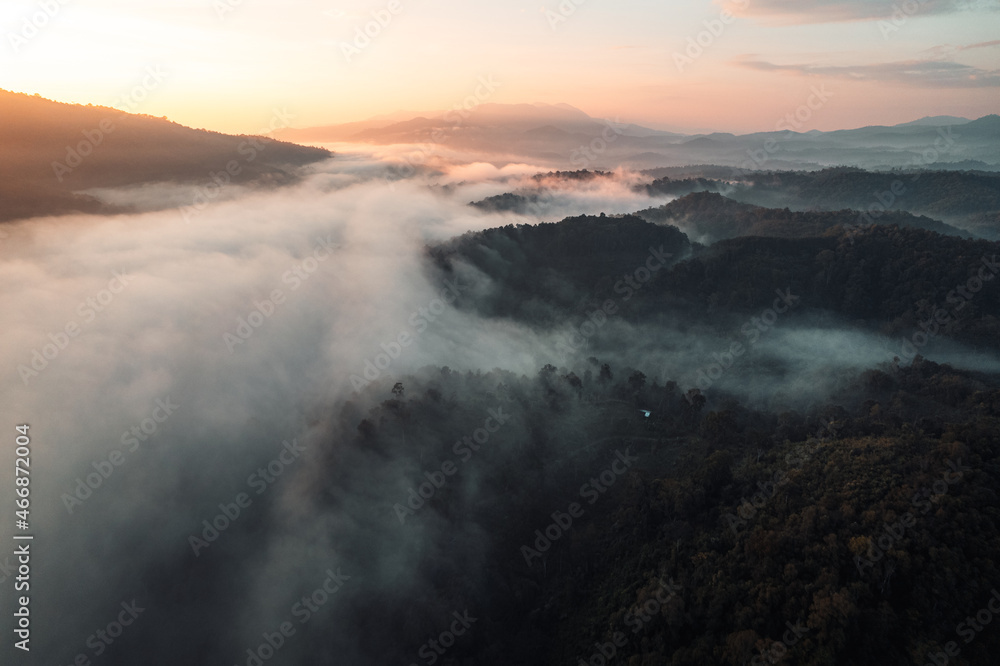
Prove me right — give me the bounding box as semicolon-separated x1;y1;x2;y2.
0;89;331;222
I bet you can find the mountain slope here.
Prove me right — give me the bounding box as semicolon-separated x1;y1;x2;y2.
0;89;332;222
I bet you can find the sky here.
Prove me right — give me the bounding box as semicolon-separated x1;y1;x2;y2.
0;0;998;134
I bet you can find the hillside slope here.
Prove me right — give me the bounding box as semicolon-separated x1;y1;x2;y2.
0;89;332;221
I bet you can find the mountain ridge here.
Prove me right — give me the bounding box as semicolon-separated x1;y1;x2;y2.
0;89;332;223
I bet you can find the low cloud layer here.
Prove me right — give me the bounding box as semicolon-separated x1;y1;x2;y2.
2;147;997;664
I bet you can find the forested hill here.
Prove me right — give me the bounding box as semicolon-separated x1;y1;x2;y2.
643;167;1000;239
633;191;968;242
428;214;691;323
0;89;331;222
319;351;1000;665
427;215;1000;350
650;225;1000;348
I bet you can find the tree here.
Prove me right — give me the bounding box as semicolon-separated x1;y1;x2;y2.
628;370;646;392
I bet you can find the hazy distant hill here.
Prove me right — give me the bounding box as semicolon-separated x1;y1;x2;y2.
277;104;1000;172
634;167;1000;240
0;89;331;222
633;191;969;243
896;115;971;126
710;167;1000;239
277;102;681;145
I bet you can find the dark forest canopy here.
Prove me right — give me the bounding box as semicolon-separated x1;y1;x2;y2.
428;213;1000;351
324;351;1000;665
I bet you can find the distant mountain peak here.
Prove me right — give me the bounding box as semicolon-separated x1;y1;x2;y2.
896;115;971;127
